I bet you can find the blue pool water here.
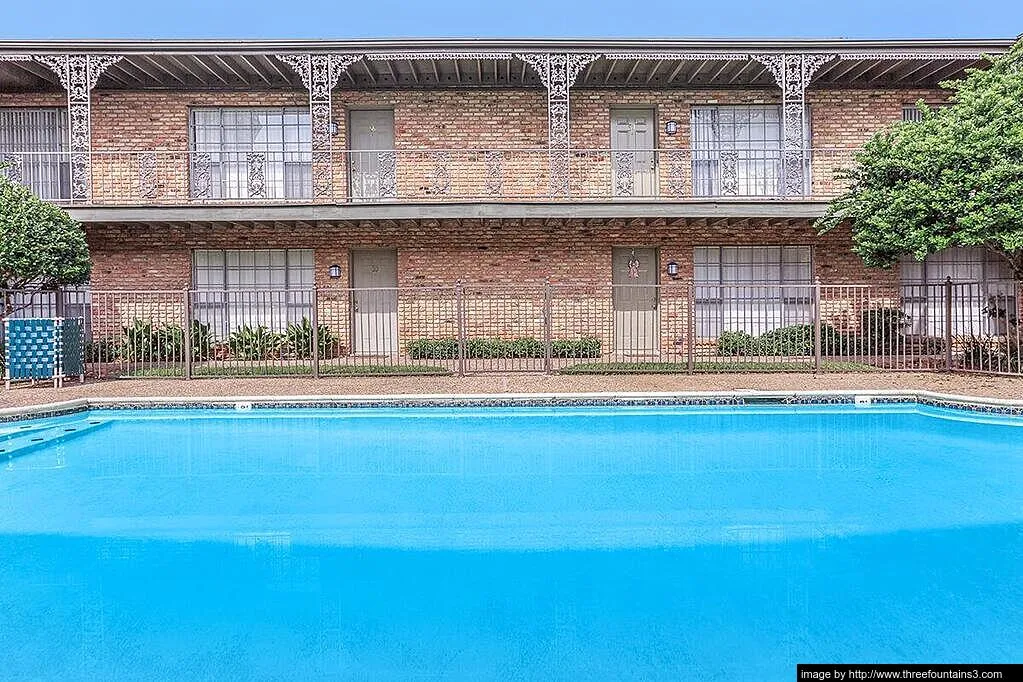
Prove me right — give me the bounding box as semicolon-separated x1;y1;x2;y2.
1;403;1021;680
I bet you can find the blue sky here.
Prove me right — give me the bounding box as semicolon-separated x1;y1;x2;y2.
2;0;1019;39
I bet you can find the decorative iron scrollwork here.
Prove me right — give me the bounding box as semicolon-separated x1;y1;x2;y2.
246;152;266;198
276;53;363;200
34;54;121;202
517;52;601;197
751;53;833;197
483;150;503;197
430;151;451;196
666;150;687;197
377;151;397;198
719;150;739;196
137;152;158;199
613;151;635;197
191;152;212;199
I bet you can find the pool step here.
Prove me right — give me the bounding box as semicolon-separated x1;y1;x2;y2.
0;418;110;460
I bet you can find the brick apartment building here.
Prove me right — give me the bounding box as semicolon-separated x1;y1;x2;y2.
0;38;1016;362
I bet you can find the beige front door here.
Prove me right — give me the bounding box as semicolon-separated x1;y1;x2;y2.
611;108;657;197
612;247;659;356
351;249;398;356
349;110;396;200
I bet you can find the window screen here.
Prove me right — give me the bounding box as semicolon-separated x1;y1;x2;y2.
190;108;312;200
691;105;791;197
695;245;813;337
192;249;314;336
0;108;70;201
900;247;1015;336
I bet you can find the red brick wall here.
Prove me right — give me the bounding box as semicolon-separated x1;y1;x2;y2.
84;218;894;290
1;85;949;202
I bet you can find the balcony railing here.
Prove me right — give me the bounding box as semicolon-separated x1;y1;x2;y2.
0;148;859;205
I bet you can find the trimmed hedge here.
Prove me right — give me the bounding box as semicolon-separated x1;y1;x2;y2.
406;336;601;359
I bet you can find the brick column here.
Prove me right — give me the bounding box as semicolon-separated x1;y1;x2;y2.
517;53;600;198
35;54;121;203
276;53;362;201
751;53;833;197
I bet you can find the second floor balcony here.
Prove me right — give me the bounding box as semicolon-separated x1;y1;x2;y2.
0;146;859;206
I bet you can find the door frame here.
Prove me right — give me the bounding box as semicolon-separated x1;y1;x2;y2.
611;246;661;355
346;108;396;200
348;247;399;356
609;106;660;197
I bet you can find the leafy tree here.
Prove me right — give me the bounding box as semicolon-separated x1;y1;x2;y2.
817;39;1023;278
0;174;91;300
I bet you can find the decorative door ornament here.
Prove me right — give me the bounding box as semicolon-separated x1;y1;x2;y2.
628;250;641;279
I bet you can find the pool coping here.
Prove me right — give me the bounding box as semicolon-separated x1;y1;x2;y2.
3;389;1023;422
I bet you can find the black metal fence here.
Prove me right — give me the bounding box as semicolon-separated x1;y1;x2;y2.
2;279;1020;380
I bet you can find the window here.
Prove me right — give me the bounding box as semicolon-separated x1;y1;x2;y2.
192;249;314;337
0;108;69;201
691;105;805;197
190;108;311;200
695;246;813;337
901;105;924;123
901;247;1015;336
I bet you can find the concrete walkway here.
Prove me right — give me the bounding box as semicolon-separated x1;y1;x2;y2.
3;372;1023;408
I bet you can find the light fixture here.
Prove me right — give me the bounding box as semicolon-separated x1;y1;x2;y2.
328;264;342;279
664;120;679;136
666;260;680;279
329;121;340;137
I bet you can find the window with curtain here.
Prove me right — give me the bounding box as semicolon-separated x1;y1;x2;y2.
190;108;312;200
192;249;315;337
900;247;1016;336
0;107;69;201
695;245;813;337
691;105;784;197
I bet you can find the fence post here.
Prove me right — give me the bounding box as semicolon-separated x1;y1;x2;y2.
944;276;953;372
54;286;65;319
543;278;553;374
455;280;466;378
686;283;696;374
813;278;822;374
311;287;320;379
183;287;193;380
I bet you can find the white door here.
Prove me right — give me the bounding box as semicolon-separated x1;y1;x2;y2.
613;247;659;356
351;249;398;356
349;110;396;200
611;108;657;197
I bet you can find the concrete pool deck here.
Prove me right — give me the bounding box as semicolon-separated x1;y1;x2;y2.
3;372;1023;409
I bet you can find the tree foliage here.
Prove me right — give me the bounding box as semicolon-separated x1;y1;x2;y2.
0;174;91;291
817;39;1023;278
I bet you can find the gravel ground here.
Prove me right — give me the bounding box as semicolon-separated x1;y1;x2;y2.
3;372;1023;408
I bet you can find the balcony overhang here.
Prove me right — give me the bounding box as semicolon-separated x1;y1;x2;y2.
0;37;1012;91
67;199;831;225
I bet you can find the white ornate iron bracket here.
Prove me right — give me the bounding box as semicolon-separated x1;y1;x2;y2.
751;53;834;197
517;52;601;198
34;54;121;202
276;53;363;199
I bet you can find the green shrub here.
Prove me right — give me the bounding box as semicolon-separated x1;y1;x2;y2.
228;324;286;361
122;320;184;361
190;321;215;361
406;338;459;359
405;336;602;359
552;336;601;358
859;307;910;352
717;324;847;357
284;318;336;359
85;337;119;363
717;330;756;356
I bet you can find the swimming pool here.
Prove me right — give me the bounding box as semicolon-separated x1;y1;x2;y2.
1;400;1021;680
